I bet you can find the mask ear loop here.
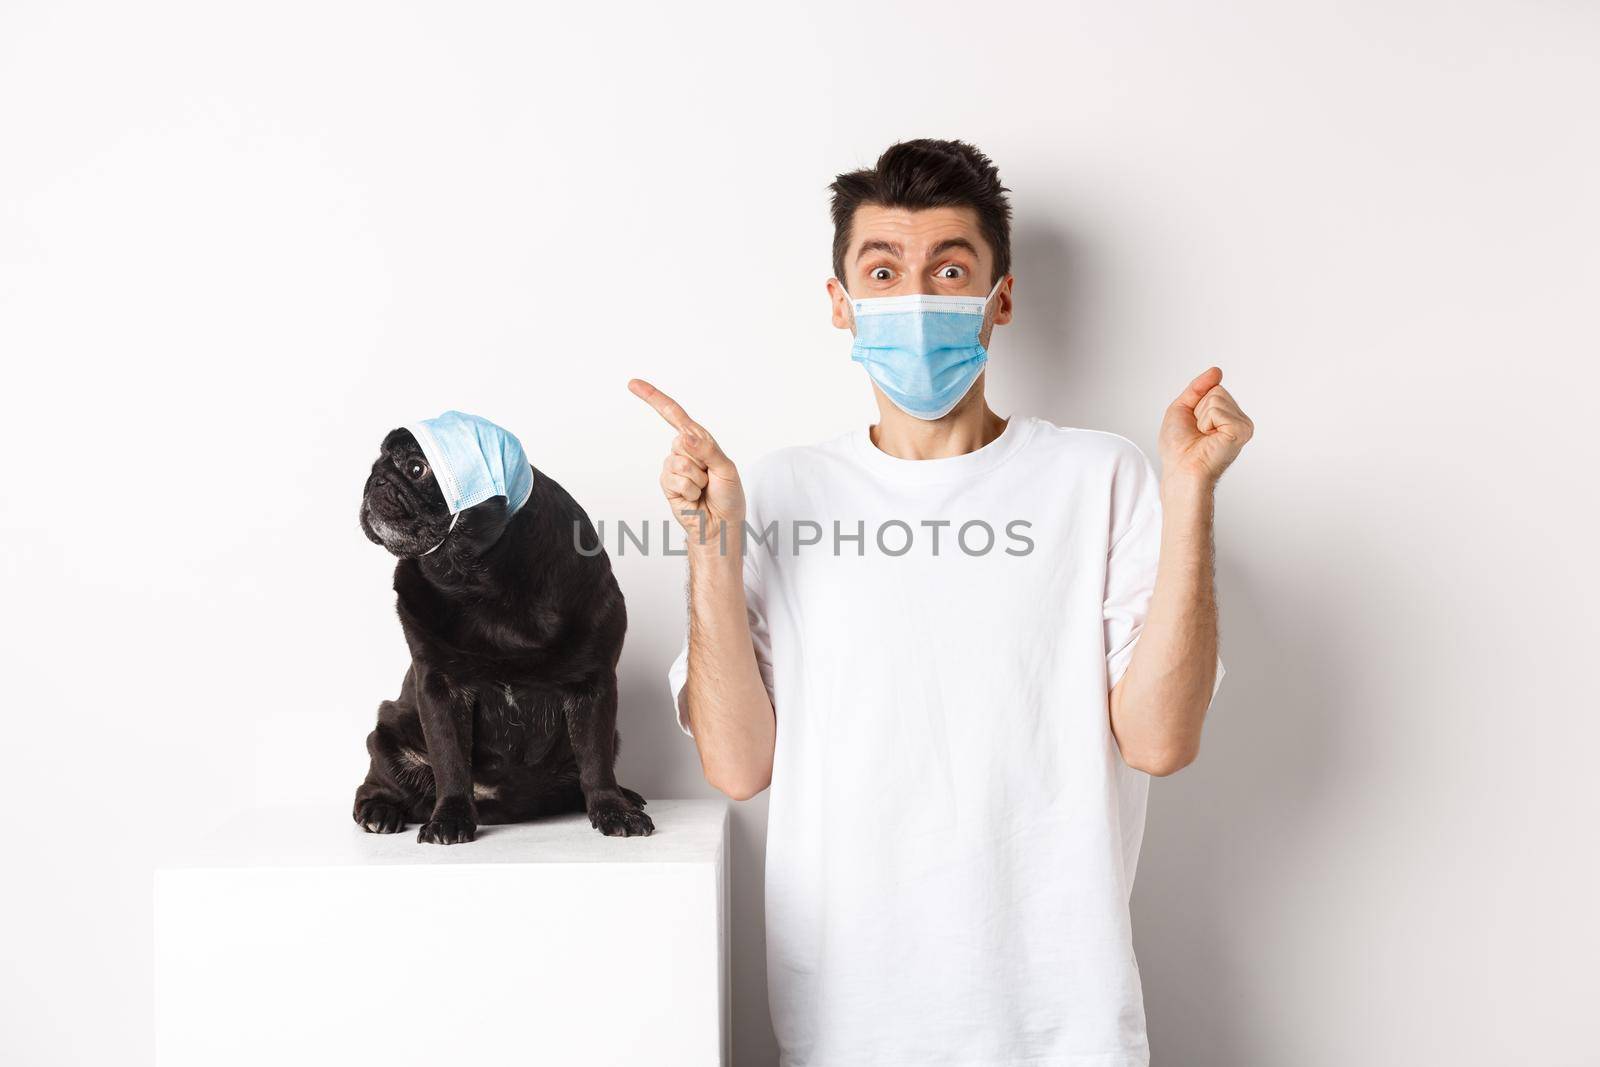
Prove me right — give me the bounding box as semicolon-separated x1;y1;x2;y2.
978;274;1006;341
417;511;461;557
833;278;858;333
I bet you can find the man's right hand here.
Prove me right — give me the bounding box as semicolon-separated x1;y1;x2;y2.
629;379;746;559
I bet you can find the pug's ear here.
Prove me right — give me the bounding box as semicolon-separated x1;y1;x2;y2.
451;496;511;554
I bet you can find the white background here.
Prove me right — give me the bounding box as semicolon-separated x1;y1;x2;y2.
3;2;1597;1064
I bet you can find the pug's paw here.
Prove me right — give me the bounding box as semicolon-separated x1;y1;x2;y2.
417;801;477;845
588;793;655;837
354;797;408;834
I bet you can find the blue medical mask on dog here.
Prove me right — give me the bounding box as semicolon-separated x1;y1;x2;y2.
403;410;534;555
843;276;1005;421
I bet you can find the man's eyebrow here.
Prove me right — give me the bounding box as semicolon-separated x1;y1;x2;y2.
855;239;903;261
928;237;980;259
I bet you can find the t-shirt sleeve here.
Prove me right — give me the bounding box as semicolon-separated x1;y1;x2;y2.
665;496;777;739
1102;444;1226;701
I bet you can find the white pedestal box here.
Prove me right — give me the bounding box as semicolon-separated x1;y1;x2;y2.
154;798;730;1066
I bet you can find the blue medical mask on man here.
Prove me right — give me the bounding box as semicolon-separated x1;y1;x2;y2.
840;275;1006;421
403;410;534;555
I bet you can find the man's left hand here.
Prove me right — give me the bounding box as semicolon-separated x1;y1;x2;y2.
1159;366;1254;487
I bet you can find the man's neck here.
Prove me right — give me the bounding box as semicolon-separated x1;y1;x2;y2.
868;387;1007;460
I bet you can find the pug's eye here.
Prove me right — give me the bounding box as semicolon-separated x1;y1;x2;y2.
407;461;428;481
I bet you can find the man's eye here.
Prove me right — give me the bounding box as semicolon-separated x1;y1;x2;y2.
938;265;966;279
870;267;893;281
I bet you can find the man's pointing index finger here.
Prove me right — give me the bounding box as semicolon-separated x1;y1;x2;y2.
628;378;700;435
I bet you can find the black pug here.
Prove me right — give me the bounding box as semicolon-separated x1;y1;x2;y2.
354;426;653;844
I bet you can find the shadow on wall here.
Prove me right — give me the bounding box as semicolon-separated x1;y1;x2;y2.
991;216;1085;421
1131;546;1342;1066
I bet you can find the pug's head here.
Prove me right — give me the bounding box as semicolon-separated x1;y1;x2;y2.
359;428;453;558
360;428;511;559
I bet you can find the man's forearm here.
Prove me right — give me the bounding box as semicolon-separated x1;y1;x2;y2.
1109;479;1220;775
684;548;776;799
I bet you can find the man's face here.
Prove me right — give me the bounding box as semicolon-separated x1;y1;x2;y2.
828;203;1013;347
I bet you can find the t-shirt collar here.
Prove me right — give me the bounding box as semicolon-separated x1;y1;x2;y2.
848;413;1038;485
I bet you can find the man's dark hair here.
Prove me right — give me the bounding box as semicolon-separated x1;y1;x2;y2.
828;139;1013;288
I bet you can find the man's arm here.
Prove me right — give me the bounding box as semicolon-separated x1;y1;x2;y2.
1110;367;1253;776
683;548;776;800
630;378;776;800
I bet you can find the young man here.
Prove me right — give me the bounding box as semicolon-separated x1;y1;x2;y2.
630;139;1252;1066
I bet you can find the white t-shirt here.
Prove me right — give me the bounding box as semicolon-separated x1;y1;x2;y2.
667;413;1224;1067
